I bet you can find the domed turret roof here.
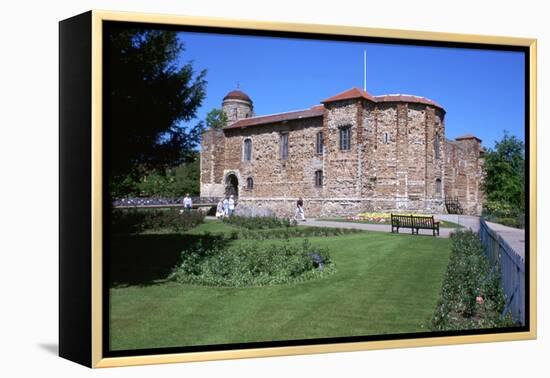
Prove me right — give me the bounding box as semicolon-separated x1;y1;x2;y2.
223;89;252;103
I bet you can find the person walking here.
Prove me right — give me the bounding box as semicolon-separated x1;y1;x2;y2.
223;196;230;217
216;199;225;219
183;193;193;212
295;197;306;221
228;195;236;217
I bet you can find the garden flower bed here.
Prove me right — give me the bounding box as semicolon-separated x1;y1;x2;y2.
170;239;335;287
317;212;461;228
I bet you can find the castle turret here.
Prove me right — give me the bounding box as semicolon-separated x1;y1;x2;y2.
444;134;484;215
222;88;253;124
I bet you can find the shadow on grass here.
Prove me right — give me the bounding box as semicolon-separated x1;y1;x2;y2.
108;232;228;288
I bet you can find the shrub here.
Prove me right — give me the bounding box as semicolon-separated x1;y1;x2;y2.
430;230;517;330
170;239;335;287
236;227;362;240
223;215;294;230
482;200;525;229
111;208;205;233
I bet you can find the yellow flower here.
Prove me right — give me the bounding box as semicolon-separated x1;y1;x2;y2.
357;212;432;218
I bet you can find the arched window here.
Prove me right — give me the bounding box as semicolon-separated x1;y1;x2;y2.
314;170;323;187
225;174;239;197
246;177;254;190
435;178;442;196
316;131;324;154
434;133;440;160
243;138;252;161
383;132;389;144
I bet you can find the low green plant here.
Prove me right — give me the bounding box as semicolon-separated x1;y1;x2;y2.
111;208;205;233
235;227;362;240
222;215;294;230
170;239;335;287
430;230;517;330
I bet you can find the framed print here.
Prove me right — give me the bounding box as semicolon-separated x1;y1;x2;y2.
59;10;537;368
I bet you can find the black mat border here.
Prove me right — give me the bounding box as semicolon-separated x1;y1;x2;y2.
101;19;531;359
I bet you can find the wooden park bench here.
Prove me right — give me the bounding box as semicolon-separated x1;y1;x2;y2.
390;214;440;236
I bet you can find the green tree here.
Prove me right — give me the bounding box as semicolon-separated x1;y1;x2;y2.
107;26;207;195
131;161;200;198
205;108;228;129
168;156;200;196
135;154;200;197
483;132;525;215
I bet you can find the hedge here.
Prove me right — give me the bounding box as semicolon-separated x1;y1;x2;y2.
111;208;205;233
430;230;516;330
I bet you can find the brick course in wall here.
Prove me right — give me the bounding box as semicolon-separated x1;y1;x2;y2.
200;87;484;217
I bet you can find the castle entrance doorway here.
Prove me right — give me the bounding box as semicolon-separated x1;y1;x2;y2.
225;174;239;198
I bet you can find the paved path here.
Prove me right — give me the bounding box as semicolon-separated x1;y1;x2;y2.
208;215;525;246
484;221;525;260
298;218;464;238
207;215;459;237
436;215;524;259
434;214;481;232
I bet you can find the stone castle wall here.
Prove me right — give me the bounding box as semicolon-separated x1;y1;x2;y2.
222;99;253;123
201;97;483;217
222;117;324;199
200;129;226;197
444;138;484;215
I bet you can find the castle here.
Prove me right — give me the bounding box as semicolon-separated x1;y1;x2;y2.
200;87;484;217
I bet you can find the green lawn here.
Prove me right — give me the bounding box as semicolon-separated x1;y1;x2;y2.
109;221;451;351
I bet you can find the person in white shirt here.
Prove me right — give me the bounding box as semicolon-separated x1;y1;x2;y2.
294;197;305;221
216;199;225;219
228;195;236;216
183;193;193;212
223;196;229;216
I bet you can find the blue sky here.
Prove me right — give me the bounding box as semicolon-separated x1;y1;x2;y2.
177;32;525;148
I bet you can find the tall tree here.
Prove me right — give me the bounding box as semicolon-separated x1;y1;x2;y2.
137;155;201;197
483;132;525;211
106;27;207;191
205;108;228;129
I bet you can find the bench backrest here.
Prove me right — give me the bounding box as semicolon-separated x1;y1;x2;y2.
391;214;435;228
391;214;414;227
412;215;434;228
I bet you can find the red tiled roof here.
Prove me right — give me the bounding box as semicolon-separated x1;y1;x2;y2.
374;94;443;110
224;88;445;130
321;87;444;111
322;87;376;103
456;134;482;142
223;89;252;103
226;105;324;129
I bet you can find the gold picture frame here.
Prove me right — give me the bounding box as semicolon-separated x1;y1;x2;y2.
59;9;537;368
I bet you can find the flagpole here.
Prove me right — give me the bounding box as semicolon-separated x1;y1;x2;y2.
363;49;367;91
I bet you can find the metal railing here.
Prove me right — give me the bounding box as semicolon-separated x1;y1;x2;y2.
113;197;220;208
479;218;525;325
444;196;464;214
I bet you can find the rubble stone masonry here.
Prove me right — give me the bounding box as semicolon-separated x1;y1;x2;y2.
201;88;484;217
